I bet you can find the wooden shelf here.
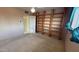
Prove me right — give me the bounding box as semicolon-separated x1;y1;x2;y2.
36;9;65;39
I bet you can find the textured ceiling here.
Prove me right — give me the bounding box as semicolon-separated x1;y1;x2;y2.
18;7;64;12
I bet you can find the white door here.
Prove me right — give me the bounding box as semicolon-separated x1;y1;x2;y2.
29;16;36;33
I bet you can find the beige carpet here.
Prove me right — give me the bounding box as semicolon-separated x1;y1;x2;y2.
0;33;65;52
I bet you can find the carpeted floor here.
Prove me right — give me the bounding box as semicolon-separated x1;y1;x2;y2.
0;33;65;52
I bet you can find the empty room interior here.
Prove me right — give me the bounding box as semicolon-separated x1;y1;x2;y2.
0;7;79;52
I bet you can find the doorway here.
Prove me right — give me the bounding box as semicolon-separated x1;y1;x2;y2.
23;16;36;34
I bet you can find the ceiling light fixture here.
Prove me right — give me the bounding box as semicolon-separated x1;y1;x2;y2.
31;7;35;13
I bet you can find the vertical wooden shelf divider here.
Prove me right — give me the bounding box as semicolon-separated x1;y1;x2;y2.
49;9;54;36
42;11;46;34
59;9;65;40
36;12;39;32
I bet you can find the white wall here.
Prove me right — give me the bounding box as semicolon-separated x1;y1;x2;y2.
0;8;25;40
